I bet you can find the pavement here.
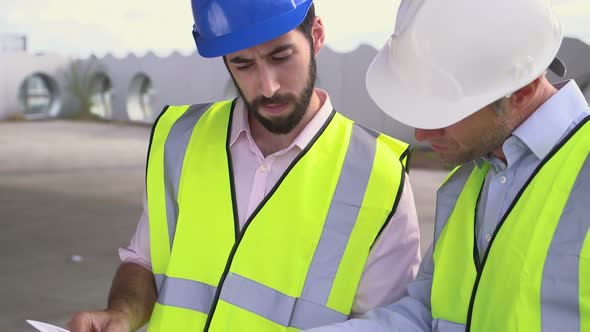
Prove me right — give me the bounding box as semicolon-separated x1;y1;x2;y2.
0;120;447;332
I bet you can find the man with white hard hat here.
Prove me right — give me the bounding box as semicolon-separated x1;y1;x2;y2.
306;0;590;331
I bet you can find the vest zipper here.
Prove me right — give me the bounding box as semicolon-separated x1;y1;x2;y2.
203;217;257;331
202;110;336;331
465;182;486;332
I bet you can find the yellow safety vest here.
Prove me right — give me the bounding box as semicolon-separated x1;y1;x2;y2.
431;117;590;331
145;101;411;331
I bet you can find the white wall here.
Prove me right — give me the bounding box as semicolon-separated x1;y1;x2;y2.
2;38;587;146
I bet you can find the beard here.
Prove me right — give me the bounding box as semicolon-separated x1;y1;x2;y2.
441;107;514;166
232;56;317;135
444;125;511;165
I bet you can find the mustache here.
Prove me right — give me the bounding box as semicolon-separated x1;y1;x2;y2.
252;94;297;109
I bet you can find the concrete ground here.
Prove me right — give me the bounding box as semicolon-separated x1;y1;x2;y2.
0;120;446;332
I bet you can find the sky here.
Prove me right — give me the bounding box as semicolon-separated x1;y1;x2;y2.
1;0;589;58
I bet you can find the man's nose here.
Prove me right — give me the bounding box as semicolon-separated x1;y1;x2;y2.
258;66;280;98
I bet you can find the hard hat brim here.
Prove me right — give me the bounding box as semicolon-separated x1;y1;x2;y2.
194;0;314;58
366;38;565;130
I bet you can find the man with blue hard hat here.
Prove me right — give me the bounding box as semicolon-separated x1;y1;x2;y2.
68;1;421;331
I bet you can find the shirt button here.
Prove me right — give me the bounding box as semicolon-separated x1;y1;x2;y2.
259;164;269;172
485;233;492;242
499;176;507;184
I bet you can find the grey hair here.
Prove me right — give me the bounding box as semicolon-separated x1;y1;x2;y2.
492;98;510;115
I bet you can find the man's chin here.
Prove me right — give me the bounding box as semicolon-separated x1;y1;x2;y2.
257;112;302;135
261;121;297;135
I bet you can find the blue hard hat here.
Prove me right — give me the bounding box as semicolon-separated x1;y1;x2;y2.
191;0;314;58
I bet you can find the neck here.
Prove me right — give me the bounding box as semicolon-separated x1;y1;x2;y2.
250;90;322;157
491;78;558;161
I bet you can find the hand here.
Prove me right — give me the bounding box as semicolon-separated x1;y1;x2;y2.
68;310;131;332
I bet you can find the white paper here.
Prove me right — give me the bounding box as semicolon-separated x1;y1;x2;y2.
26;320;70;332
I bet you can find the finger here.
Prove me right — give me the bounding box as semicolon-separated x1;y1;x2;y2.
104;318;129;332
68;312;94;332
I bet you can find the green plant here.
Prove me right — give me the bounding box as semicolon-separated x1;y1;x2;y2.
61;57;104;120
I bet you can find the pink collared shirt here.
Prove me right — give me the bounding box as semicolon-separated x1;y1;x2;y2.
119;89;421;315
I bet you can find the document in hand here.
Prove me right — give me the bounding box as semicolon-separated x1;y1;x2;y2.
26;320;70;332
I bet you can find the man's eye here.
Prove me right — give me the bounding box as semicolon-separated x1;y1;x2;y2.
236;63;253;70
272;54;291;62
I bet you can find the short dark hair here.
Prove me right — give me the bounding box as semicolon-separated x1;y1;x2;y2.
296;3;316;43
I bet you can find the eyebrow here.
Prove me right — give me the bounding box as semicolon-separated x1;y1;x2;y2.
228;43;295;64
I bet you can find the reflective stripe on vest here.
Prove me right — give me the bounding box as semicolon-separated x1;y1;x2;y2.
431;117;590;332
146;101;408;331
146;103;213;281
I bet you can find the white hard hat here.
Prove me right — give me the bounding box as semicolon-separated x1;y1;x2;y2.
366;0;564;129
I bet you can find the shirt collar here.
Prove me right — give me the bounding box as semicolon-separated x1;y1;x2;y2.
512;80;588;160
229;89;333;152
476;80;588;168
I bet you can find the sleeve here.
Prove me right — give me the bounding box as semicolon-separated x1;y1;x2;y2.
305;245;435;332
351;175;421;315
118;190;152;271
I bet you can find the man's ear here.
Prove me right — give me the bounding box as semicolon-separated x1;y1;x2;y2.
510;76;543;108
311;16;325;56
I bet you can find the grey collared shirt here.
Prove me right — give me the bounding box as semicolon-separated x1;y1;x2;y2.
476;80;590;259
